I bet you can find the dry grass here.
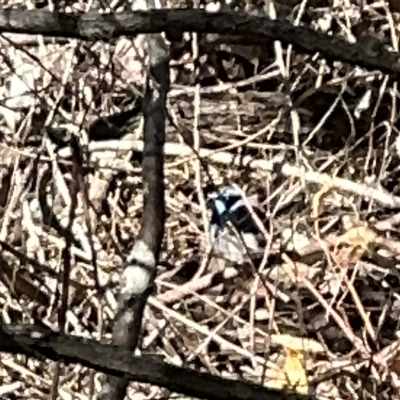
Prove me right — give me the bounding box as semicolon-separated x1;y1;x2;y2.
1;0;400;399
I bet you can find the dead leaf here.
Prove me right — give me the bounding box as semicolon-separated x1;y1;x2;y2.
334;221;378;260
266;347;309;395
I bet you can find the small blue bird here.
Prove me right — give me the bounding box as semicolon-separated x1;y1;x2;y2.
207;185;265;264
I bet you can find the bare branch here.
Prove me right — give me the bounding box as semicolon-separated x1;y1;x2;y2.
0;8;399;76
98;3;170;400
0;323;316;400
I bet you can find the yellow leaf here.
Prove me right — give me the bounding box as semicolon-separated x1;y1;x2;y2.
264;346;309;395
334;221;378;260
283;348;309;395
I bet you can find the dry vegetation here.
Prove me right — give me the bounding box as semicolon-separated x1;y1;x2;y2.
2;0;400;399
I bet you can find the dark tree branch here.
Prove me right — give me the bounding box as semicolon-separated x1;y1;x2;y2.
0;323;316;400
98;7;170;400
0;8;399;76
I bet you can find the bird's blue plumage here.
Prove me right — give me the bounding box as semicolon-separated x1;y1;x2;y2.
207;186;265;264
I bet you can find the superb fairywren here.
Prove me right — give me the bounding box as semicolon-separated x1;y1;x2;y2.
207;185;265;264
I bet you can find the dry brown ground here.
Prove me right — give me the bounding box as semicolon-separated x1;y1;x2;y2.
1;0;400;399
